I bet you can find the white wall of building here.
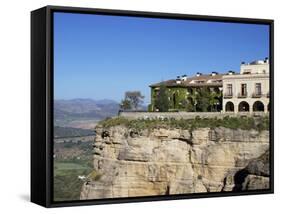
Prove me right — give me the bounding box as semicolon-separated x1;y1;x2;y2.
240;63;269;74
222;61;270;113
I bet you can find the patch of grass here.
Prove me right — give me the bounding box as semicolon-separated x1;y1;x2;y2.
54;162;89;176
55;162;88;170
54;171;88;201
53;135;94;201
98;115;269;132
53;160;92;201
99;116;129;128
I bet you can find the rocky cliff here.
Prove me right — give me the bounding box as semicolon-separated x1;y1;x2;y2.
80;125;269;199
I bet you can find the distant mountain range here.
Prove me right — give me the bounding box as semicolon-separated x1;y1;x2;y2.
54;98;120;121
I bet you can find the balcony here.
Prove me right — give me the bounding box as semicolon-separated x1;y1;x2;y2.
223;93;233;99
237;92;247;98
252;92;262;98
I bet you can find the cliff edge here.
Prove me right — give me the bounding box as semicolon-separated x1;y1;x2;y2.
80;121;269;199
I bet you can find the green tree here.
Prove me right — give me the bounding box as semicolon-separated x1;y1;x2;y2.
194;87;222;112
120;91;144;110
186;88;198;112
209;91;220;112
182;99;195;112
120;99;132;110
196;87;211;112
155;84;169;112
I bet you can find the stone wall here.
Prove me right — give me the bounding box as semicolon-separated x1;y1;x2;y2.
119;111;267;120
80;125;270;199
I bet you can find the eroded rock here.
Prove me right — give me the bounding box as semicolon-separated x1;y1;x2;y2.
81;126;270;199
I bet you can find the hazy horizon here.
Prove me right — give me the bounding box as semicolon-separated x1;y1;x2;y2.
54;97;122;104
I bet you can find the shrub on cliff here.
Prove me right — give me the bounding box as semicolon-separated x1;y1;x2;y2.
98;115;269;132
87;170;102;182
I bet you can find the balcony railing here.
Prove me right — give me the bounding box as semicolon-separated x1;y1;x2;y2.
223;93;233;98
252;92;262;98
222;92;269;99
237;92;248;98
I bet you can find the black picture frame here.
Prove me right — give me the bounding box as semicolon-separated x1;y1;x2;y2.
31;5;274;208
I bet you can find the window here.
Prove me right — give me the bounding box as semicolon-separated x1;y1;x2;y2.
243;69;252;74
255;83;262;95
241;84;247;96
226;84;232;96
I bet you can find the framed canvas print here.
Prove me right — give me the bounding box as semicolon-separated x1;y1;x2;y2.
31;5;274;207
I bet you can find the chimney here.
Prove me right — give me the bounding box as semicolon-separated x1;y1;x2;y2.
181;74;187;81
211;71;218;76
176;76;181;84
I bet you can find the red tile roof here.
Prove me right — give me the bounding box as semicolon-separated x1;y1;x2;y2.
150;73;225;88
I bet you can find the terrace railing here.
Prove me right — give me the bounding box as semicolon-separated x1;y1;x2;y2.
237;92;248;98
252;92;262;98
223;93;233;99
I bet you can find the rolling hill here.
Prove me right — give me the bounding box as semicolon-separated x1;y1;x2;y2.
54;99;120;127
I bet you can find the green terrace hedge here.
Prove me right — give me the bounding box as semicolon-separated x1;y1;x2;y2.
98;115;269;132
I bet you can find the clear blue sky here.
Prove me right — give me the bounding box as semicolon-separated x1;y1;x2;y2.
54;12;269;104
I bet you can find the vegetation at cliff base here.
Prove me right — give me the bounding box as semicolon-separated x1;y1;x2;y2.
53;126;94;201
98;115;269;132
54;161;92;201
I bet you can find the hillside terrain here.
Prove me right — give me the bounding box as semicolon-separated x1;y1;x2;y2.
54;126;95;138
53;126;94;201
54;99;120;128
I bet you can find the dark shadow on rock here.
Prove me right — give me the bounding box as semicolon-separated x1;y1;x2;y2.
232;169;248;192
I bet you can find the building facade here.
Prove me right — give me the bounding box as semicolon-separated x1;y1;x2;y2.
222;58;270;113
149;58;270;113
149;72;223;112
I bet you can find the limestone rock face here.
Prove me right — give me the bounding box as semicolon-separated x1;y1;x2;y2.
80;126;270;199
229;150;270;191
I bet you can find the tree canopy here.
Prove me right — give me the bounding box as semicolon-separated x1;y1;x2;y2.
120;91;145;110
193;87;221;112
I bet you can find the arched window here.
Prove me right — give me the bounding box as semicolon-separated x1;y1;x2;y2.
238;101;250;112
225;101;234;112
253;101;264;112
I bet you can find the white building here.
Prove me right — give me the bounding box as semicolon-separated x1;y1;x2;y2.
222;58;270;113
